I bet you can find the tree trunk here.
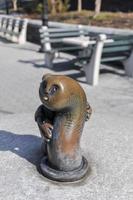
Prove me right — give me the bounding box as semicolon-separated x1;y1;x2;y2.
94;0;102;17
12;0;17;11
78;0;82;12
51;0;56;14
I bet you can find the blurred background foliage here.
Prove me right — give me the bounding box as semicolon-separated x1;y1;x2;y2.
0;0;133;29
1;0;133;15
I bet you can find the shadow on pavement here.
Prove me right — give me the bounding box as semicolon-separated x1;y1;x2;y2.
0;39;39;52
0;130;43;168
100;68;125;76
19;58;126;84
19;58;87;84
0;38;12;44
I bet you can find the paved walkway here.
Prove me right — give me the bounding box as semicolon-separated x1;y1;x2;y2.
0;38;133;200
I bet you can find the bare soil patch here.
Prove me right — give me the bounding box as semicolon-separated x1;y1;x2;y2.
26;10;133;29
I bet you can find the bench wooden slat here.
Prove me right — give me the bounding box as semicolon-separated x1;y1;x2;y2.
103;46;132;53
41;37;86;44
104;40;133;47
55;46;84;51
47;28;87;33
41;32;88;39
101;56;127;62
112;35;133;40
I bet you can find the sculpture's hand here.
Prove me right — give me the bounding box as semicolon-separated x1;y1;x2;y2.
86;102;92;121
39;121;53;142
35;105;54;142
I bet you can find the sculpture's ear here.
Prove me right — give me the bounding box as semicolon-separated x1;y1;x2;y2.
86;102;92;121
42;73;51;81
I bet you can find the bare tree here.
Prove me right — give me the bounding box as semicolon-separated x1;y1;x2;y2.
94;0;102;17
49;0;70;14
51;0;56;14
12;0;17;11
77;0;82;12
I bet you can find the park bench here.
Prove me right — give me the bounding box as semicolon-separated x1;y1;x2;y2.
39;25;91;67
0;16;28;44
74;34;133;85
101;35;133;76
39;26;114;85
40;25;133;85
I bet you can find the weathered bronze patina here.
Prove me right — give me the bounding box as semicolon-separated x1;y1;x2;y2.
35;74;92;182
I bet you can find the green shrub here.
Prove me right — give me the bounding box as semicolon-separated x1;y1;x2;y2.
36;3;43;13
36;0;70;14
56;0;70;13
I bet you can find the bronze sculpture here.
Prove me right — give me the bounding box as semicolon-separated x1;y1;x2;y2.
35;74;92;182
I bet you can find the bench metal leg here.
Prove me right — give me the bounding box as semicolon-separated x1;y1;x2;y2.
1;18;8;37
123;50;133;77
44;52;55;68
18;19;28;44
12;18;20;43
5;18;13;40
40;26;55;68
0;17;3;36
83;34;107;86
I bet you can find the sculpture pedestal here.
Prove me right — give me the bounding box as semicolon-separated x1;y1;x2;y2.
40;156;90;182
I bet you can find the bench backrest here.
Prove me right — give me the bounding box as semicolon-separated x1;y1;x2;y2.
39;25;90;52
40;27;88;42
101;35;133;62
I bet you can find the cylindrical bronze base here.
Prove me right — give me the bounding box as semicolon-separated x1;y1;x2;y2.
40;156;89;182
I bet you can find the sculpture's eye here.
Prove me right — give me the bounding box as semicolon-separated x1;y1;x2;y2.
42;81;47;89
49;84;59;95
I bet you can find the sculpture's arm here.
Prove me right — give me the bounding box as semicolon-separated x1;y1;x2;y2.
35;105;54;142
86;102;92;121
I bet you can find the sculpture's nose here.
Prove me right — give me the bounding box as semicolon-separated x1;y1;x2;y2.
43;96;49;101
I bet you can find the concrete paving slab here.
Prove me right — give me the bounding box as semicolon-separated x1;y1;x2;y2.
0;111;133;200
0;39;133;200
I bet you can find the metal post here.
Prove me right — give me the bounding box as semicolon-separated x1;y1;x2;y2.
5;0;9;15
39;0;48;52
42;0;48;26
